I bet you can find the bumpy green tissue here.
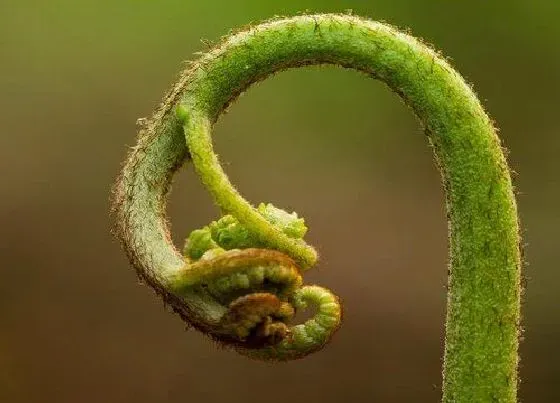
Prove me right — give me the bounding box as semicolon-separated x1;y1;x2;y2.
184;203;307;260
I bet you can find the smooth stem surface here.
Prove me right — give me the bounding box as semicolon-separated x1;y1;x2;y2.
114;14;521;402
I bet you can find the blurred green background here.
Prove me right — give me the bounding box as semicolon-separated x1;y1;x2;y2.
1;0;558;402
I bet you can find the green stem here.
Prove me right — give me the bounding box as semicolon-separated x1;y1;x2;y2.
113;13;521;402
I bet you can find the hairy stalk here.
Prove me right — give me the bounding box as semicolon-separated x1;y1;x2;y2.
112;13;521;402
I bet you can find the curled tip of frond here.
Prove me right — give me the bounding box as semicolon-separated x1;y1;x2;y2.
112;15;521;391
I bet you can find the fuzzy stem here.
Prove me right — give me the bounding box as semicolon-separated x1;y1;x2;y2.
114;14;521;401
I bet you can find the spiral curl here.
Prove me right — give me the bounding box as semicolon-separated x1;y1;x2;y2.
170;206;341;355
112;13;521;401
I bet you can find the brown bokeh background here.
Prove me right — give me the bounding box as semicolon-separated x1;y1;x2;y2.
1;1;558;402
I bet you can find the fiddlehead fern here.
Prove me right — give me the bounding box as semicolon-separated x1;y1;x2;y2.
112;13;521;402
